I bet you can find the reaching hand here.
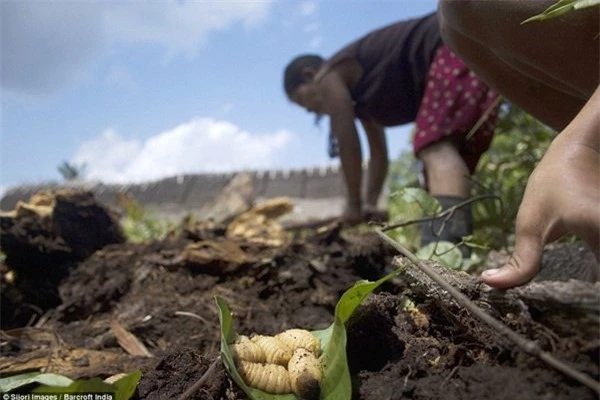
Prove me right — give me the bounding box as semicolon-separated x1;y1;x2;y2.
481;136;600;288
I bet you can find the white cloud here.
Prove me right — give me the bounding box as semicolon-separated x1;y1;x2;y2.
2;1;274;95
296;1;321;50
104;2;271;60
72;129;142;183
72;118;293;183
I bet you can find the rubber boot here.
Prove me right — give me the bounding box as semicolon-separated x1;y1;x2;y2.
420;195;472;257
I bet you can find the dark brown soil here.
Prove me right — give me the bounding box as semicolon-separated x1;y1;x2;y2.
1;191;598;400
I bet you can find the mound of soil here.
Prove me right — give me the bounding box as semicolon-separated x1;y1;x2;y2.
1;190;598;400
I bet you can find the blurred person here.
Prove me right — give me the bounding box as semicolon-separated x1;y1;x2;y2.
283;12;499;252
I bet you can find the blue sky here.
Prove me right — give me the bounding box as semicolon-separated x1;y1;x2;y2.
1;0;438;194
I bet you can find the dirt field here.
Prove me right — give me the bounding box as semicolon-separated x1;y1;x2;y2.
1;190;599;400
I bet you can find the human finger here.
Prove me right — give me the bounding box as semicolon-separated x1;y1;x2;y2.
481;184;550;288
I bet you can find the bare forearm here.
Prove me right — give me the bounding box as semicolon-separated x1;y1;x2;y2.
361;120;388;208
332;121;363;208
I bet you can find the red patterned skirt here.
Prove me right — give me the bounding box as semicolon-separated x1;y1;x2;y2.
413;45;500;173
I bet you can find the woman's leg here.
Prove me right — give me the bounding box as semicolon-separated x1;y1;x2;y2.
419;139;470;197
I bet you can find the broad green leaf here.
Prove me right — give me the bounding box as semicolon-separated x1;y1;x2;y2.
1;370;140;400
311;273;403;398
393;188;441;216
112;370;142;400
416;241;463;270
333;274;401;324
388;188;441;251
574;0;600;9
0;372;73;392
215;269;402;400
33;377;114;396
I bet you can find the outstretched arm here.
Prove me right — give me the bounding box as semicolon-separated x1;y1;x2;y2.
320;72;363;223
482;86;600;288
361;119;388;211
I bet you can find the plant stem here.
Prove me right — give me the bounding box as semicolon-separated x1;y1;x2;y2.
377;194;499;232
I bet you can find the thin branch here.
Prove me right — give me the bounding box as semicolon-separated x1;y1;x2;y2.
177;356;221;400
375;229;600;395
465;95;504;141
378;194;499;232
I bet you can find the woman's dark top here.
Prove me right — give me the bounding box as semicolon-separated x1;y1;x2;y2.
324;13;442;126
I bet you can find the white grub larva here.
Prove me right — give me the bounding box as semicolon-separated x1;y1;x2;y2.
250;335;292;365
238;361;292;394
234;335;250;344
287;348;323;400
275;329;321;355
230;340;266;364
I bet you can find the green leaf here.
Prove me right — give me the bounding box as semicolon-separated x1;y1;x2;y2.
112;370;142;400
394;187;441;216
0;372;73;392
33;377;114;395
215;269;402;400
416;241;463;270
334;275;399;324
1;370;140;400
574;0;600;9
522;0;598;23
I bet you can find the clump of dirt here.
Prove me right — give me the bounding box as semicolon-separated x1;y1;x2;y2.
1;190;598;400
1;189;124;327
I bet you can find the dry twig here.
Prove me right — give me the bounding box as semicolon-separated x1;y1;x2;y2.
377;194;499;232
110;320;153;358
376;229;600;395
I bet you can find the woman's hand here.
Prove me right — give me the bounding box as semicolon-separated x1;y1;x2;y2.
482;89;600;288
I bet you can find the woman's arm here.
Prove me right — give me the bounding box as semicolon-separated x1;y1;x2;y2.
361;119;388;210
320;71;364;223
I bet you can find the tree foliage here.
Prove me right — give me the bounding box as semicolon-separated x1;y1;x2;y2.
118;194;176;243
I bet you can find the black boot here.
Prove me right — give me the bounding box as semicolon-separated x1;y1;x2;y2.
420;195;472;257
